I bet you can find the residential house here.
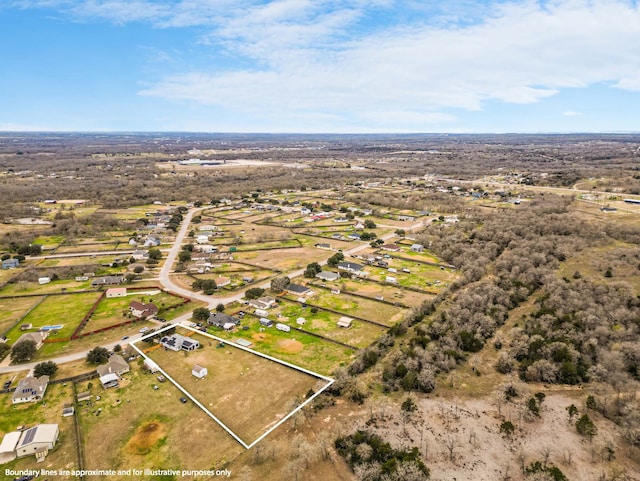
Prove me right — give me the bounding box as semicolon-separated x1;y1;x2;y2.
12;375;49;404
38;277;51;285
248;296;276;310
314;243;331;249
316;271;339;281
129;301;158;319
334;217;349;223
106;287;127;298
385;276;397;284
214;277;231;288
15;331;48;350
353;221;365;230
276;323;290;332
347;233;361;241
380;244;401;252
160;333;200;352
144;236;161;247
96;354;129;378
286;284;311;296
91;275;124;287
191;252;211;261
398;215;415;222
208;312;240;330
196;244;218;254
331;233;344;240
196;235;210;244
192;365;208;379
2;258;19;269
337;262;364;274
131;250;149;261
411;244;424;253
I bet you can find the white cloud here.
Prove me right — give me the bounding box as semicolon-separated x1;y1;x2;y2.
138;0;640;130
563;110;582;117
9;0;640;130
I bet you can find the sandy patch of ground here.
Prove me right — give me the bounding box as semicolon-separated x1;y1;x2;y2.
277;339;304;353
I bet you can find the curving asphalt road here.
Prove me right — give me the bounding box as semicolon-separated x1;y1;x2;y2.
0;208;425;374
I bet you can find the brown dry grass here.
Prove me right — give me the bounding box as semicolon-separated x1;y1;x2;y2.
147;331;325;443
80;363;244;478
277;339;304;353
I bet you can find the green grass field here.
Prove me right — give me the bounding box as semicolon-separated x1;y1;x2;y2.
0;296;44;335
212;317;355;375
274;299;388;348
86;291;186;332
0;278;96;296
148;331;325;443
288;290;407;326
4;292;102;344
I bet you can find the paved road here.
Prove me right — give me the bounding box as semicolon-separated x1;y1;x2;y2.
0;209;424;374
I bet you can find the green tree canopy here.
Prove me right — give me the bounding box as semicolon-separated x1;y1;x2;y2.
11;340;37;363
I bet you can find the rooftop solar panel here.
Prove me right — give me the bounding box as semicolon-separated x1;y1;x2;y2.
20;427;37;446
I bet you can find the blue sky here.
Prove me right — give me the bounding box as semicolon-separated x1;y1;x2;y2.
1;0;639;133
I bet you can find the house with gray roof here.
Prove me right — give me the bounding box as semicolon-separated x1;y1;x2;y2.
12;375;49;404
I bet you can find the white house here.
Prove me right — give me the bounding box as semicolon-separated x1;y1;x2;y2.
196;235;210;244
192;365;208;379
276;323;291;332
38;277;51;285
160;333;200;352
249;297;276;310
131;250;149;261
316;271;339;281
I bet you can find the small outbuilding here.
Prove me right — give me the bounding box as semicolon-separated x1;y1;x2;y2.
144;358;160;373
99;373;119;389
337;317;353;329
192;365;208;379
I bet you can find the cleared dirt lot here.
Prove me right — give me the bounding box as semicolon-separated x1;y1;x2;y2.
147;331;328;444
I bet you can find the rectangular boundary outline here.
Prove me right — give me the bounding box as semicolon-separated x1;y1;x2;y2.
131;323;334;449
